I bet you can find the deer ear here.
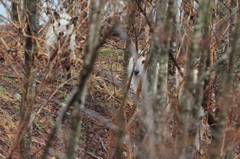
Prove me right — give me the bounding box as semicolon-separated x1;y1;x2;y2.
70;17;78;26
54;11;61;20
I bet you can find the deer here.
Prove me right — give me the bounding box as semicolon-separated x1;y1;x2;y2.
45;11;78;79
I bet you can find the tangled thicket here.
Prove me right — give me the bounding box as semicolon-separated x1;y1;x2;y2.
1;0;240;158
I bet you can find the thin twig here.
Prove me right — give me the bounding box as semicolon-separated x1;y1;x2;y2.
79;148;102;159
134;0;153;33
0;14;19;29
169;51;184;78
99;137;108;153
0;30;56;50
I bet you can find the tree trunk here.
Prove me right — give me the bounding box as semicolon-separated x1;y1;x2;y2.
220;0;240;158
178;0;213;157
66;1;105;159
209;0;229;157
11;1;19;22
146;0;175;157
20;0;39;158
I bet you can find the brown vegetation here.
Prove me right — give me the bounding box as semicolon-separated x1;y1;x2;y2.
0;0;240;158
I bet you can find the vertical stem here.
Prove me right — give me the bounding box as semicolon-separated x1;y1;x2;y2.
19;0;39;158
11;1;19;22
178;0;213;157
66;1;105;159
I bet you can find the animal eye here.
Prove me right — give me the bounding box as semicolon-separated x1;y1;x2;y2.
58;23;61;26
142;60;145;64
66;25;69;28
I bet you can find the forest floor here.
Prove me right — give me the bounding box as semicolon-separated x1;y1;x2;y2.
0;23;212;158
0;23;140;158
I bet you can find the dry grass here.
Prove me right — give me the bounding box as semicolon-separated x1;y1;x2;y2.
1;0;240;158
